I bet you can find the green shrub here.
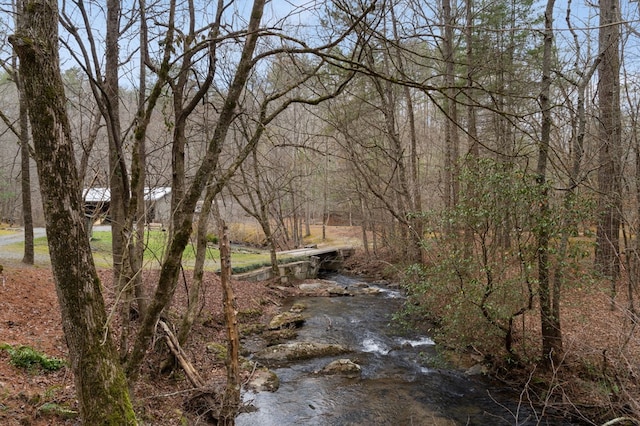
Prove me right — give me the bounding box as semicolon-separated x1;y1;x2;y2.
38;402;78;419
1;344;66;372
399;159;594;362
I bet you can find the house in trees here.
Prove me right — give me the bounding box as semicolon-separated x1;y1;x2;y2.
143;187;172;225
83;187;172;226
83;187;111;223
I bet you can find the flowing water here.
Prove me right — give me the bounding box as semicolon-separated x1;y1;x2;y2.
237;274;578;426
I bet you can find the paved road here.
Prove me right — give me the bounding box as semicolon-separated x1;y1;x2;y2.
0;225;112;263
0;225;114;246
0;227;48;263
0;227;47;247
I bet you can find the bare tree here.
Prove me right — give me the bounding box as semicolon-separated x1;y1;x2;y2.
595;0;623;299
9;0;136;422
16;70;32;265
59;0;133;287
229;143;283;277
537;0;563;367
441;0;460;212
0;3;34;263
124;0;268;381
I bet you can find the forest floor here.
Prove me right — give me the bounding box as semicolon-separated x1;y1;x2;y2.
0;225;638;424
0;258;296;425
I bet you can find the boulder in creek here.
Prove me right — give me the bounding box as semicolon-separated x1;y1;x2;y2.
268;311;306;330
289;302;306;313
317;358;361;378
351;286;381;295
253;342;349;364
244;367;280;392
298;279;352;297
328;286;351;296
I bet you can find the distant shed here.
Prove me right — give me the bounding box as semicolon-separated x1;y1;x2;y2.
83;187;172;225
144;187;172;224
83;187;111;221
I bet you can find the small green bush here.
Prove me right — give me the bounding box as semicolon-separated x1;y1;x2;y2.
38;402;78;419
1;344;66;372
237;308;262;320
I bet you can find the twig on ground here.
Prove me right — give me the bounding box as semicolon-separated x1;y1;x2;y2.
601;417;640;426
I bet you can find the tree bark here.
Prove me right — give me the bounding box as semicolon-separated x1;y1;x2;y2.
177;185;215;346
595;0;622;296
16;68;34;265
9;1;136;423
125;0;267;381
104;0;137;350
538;0;563;368
218;220;241;425
129;0;149;320
442;0;459;214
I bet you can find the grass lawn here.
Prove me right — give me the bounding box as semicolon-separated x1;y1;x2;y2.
90;230;287;271
4;229;283;272
1;224;360;272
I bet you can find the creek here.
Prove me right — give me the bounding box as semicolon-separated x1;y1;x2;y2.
237;274;578;426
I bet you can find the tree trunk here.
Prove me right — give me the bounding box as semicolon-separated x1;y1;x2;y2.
359;196;370;257
125;0;267;381
595;0;622;298
105;0;130;277
9;1;136;423
17;71;34;265
462;0;479;254
129;6;149;318
391;5;423;263
218;220;241;425
465;0;479;159
105;0;136;351
322;150;328;241
443;0;459;214
177;185;215;346
9;26;34;264
538;0;562;368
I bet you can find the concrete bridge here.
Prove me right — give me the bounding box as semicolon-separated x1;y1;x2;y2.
232;246;355;282
278;246;356;270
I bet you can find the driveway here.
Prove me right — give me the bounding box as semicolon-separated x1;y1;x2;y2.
0;225;113;248
0;227;47;247
0;226;112;264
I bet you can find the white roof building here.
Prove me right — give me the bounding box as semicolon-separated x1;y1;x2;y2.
83;187;172;224
83;187;171;202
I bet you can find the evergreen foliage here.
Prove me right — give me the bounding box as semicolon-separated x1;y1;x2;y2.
399;159;595;361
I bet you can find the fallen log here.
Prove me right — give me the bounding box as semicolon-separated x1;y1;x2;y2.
159;320;221;421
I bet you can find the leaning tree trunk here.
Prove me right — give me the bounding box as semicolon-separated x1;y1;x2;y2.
9;1;136;423
125;0;267;381
177;184;216;346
